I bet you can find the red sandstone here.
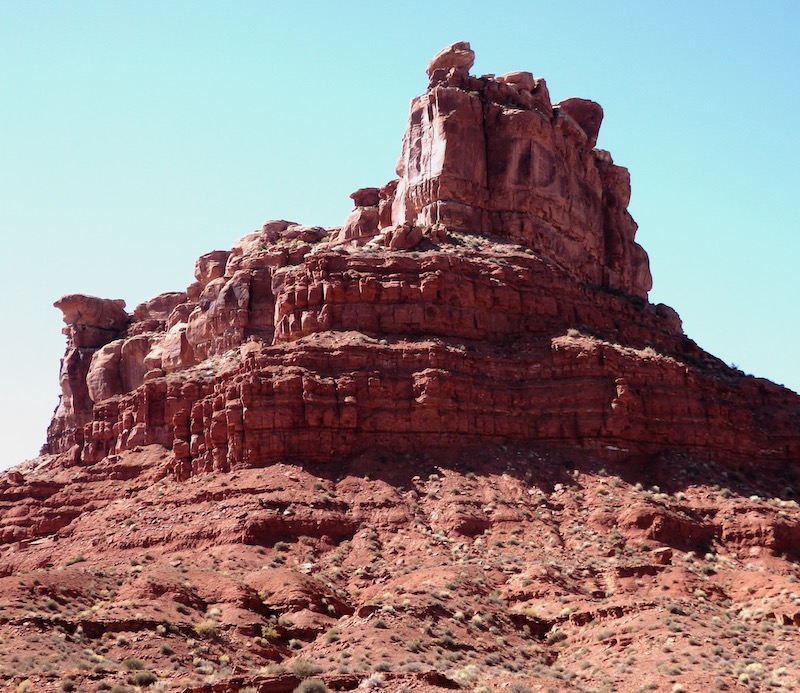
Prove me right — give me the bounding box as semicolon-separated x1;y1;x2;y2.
1;42;799;693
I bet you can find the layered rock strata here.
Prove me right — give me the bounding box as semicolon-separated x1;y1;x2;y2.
336;40;652;299
43;42;800;482
2;42;800;693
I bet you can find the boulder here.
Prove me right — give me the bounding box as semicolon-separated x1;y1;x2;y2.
350;187;380;207
54;294;129;331
557;97;604;148
86;340;124;403
497;70;536;92
426;40;475;78
194;250;231;287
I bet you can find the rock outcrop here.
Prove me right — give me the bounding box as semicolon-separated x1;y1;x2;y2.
333;48;650;299
3;43;799;693
46;294;131;452
42;42;799;478
389;43;651;299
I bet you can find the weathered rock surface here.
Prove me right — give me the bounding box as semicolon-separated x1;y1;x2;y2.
2;449;800;692
43;231;800;477
3;43;800;692
426;40;475;78
390;40;651;299
46;295;131;455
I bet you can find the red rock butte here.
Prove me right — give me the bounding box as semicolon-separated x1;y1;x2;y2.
2;42;800;693
41;41;799;479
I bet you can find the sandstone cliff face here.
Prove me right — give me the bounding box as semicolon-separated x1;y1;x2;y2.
389;41;651;299
46;295;131;452
42;44;799;478
334;43;650;300
5;42;800;693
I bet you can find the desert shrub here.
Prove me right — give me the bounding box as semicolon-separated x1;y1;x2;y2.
407;639;423;653
193;619;218;637
122;658;144;670
261;624;280;640
290;659;322;678
293;680;328;693
470;613;485;628
508;683;532;693
449;664;480;687
546;631;567;645
131;671;157;687
359;673;385;689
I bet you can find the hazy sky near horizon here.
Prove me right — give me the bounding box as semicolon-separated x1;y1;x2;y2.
2;1;799;470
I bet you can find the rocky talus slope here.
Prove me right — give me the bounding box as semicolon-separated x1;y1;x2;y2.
1;42;799;693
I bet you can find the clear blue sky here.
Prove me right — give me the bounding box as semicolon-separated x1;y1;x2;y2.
2;1;798;469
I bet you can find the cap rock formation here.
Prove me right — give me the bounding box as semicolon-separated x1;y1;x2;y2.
1;43;799;693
